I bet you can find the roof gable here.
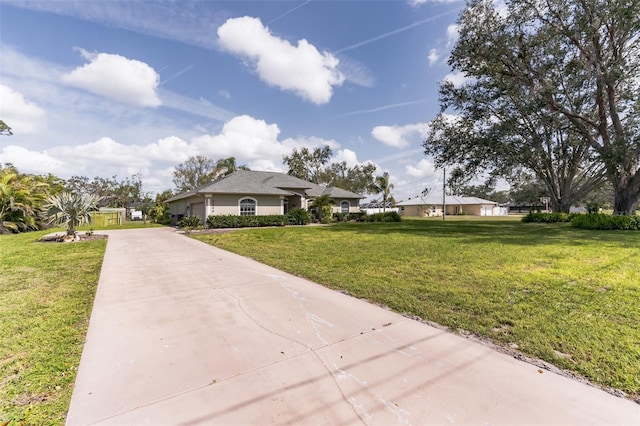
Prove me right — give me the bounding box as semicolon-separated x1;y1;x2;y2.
166;170;364;202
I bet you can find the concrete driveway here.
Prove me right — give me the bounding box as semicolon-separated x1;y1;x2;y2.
66;227;639;425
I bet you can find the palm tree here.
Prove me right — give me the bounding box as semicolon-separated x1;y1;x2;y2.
45;192;101;236
374;172;395;212
0;168;48;234
310;194;336;224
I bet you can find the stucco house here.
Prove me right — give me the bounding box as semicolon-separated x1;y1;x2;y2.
165;170;364;224
397;195;507;217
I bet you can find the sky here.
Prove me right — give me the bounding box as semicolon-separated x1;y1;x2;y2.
0;0;469;201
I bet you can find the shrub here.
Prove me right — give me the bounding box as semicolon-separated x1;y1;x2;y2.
363;211;402;222
333;212;366;222
586;203;600;214
207;214;287;228
571;213;640;230
521;212;577;223
287;208;311;225
178;215;203;229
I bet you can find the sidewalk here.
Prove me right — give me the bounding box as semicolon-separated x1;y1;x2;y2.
66;227;639;425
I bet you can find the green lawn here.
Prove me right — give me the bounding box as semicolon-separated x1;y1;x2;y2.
0;222;159;425
0;230;106;425
1;218;638;424
191;217;640;401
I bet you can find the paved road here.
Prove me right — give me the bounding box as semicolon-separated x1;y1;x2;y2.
67;227;639;425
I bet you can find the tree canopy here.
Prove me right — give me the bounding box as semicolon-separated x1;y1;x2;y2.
283;146;377;194
172;155;248;193
425;0;639;214
65;174;144;210
0;120;12;136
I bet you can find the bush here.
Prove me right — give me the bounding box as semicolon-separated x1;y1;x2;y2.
288;208;311;225
521;212;577;223
333;212;367;222
362;211;402;223
178;215;203;229
207;214;287;228
571;213;640;230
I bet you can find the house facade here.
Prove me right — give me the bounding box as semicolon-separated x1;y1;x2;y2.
165;170;364;224
397;195;507;217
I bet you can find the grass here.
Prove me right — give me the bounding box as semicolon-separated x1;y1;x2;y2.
0;230;106;425
191;217;640;401
0;222;159;425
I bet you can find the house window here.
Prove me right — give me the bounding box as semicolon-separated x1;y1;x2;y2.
239;198;257;215
340;200;350;213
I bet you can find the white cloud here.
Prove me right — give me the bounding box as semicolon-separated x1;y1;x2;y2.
217;16;344;104
51;137;152;169
192;115;282;160
444;70;468;88
192;115;342;172
333;148;359;167
62;49;161;107
142;136;198;162
428;49;440;66
0;84;46;134
447;24;460;46
371;123;430;148
406;158;438;178
2;145;66;174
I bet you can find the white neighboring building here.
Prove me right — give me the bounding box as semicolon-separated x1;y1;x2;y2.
396;195;508;217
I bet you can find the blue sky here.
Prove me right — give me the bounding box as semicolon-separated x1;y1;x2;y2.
0;0;467;200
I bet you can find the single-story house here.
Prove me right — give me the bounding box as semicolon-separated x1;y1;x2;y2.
396;195;507;217
165;170;364;224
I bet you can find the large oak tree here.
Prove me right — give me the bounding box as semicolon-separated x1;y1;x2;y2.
425;0;639;214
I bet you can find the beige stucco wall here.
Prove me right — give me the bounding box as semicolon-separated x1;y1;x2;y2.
331;198;361;213
400;203;498;216
210;194;283;216
169;194;364;222
400;205;443;217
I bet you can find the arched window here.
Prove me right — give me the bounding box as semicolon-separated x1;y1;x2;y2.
239;198;257;216
340;200;350;213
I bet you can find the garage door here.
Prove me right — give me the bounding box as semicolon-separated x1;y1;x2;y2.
190;202;205;222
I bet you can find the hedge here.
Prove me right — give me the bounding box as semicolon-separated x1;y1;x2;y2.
207;214;287;228
179;215;203;228
571;213;640;230
521;212;578;223
333;212;367;222
362;211;402;222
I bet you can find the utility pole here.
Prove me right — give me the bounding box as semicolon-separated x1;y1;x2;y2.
442;167;446;221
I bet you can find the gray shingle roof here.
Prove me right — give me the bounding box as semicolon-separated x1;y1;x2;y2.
166;170;364;202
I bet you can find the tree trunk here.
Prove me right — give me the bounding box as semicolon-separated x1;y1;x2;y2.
550;198;572;213
613;183;640;215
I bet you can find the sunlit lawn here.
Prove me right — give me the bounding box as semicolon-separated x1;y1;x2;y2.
0;221;163;425
0;230;106;425
191;217;640;401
